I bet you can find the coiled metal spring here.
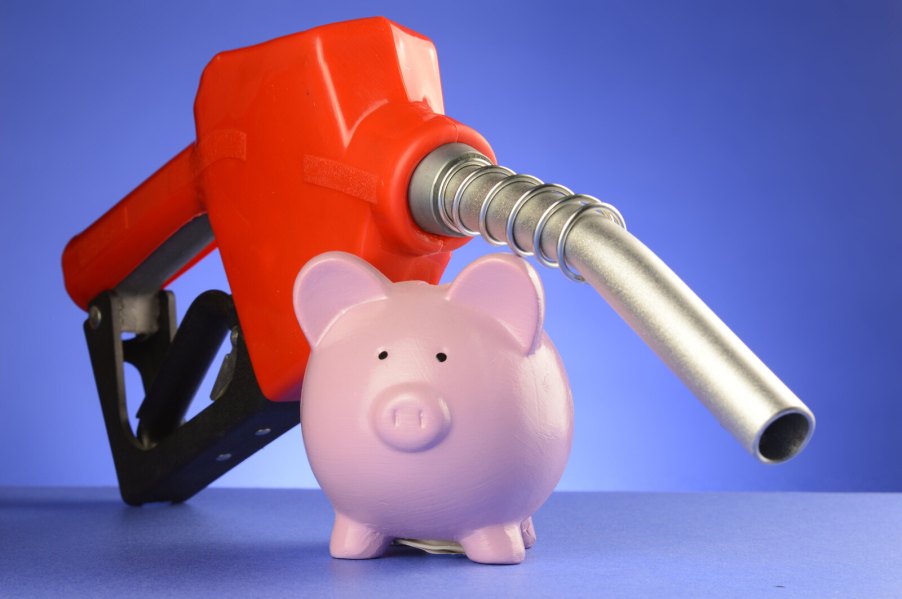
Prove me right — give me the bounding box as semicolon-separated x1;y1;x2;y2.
434;156;626;282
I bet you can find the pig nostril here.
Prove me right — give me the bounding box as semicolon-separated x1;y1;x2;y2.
392;409;399;428
418;410;424;429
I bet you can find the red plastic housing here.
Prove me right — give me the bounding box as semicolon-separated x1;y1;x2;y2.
62;17;494;402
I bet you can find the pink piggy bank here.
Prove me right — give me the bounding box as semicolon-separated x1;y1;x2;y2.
292;252;573;564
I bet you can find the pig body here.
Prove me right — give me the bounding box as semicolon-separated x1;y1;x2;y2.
293;252;573;564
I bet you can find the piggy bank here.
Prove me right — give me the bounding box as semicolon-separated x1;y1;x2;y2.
292;252;573;564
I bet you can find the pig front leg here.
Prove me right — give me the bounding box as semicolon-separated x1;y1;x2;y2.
459;523;526;564
329;513;390;559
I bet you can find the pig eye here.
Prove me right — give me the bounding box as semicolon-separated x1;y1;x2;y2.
435;352;447;363
378;350;388;360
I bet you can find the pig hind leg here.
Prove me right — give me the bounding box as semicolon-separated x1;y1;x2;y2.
329;513;390;559
459;523;526;565
520;516;536;549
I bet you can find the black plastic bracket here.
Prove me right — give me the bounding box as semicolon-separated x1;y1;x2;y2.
84;289;300;505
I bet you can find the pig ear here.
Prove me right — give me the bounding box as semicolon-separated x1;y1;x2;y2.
293;252;389;346
446;254;545;355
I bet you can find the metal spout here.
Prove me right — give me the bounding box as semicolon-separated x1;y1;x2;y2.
409;143;814;463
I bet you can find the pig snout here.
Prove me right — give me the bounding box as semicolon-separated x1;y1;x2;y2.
370;384;451;452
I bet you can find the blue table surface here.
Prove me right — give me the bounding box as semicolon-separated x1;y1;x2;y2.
1;488;900;598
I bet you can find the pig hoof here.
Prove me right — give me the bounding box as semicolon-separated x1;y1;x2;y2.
459;524;526;565
521;517;536;549
329;514;389;559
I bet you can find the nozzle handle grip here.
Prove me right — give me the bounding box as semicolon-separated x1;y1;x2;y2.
62;145;213;311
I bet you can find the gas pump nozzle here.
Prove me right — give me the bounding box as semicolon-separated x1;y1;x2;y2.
62;17;813;504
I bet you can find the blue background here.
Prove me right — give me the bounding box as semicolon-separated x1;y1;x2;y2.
1;0;899;492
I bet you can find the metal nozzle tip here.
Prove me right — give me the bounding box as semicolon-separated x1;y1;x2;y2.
756;411;814;463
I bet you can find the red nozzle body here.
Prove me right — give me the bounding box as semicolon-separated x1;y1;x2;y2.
62;17;494;402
